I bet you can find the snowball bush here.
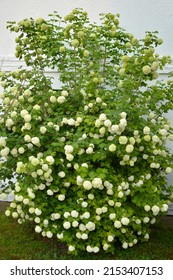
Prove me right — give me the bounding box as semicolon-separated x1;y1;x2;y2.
0;8;173;254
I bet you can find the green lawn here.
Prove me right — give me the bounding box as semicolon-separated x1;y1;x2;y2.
0;202;173;260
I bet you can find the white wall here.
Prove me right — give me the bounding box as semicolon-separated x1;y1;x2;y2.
1;0;173;57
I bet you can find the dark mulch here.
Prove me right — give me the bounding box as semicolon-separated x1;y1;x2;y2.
0;201;10;213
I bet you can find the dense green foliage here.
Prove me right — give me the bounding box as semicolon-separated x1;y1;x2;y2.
0;8;173;254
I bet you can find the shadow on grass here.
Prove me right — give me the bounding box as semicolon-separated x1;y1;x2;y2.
0;201;173;260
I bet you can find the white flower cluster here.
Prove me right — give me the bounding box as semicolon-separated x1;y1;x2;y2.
94;112;127;137
1;12;173;255
49;90;68;104
64;144;74;161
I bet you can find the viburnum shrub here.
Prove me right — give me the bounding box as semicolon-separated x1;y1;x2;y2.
0;8;173;254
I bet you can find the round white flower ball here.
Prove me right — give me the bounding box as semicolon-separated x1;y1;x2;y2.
33;104;40;110
68;245;75;252
111;124;119;133
50;96;57;103
57;96;66;104
115;202;121;207
95;119;102;127
35;225;42;233
35;217;41;223
68;118;75;126
120;118;127;127
83;180;92;190
120;112;127;118
103;244;109;250
5;210;11;217
135;219;141;224
24;114;32;122
76;175;83;186
108;235;114;242
86;147;93;154
121;217;130;226
29;207;35;214
114;220;122;228
86;221;95;231
143;126;150;134
20;109;28;117
81;163;88;168
83;212;90;219
160;204;168;212
128;175;134;181
66;154;74;161
54;213;61;219
109;144;117;152
96;208;102;215
119;136;128;145
24;134;31;142
71;210;79;218
143;217;150;223
122;242;128;249
144;205;151;212
143;135;151;142
47;189;54;196
58;194;65;201
81;201;88;208
12;212;18;218
61;90;68;96
99;113;107;121
142;65;151;75
86;245;92;253
72;221;79;227
150;217;156;224
152;135;159;143
40;126;47;134
144;233;150;240
92;178;103;189
108;200;114;206
31;137;40;146
64;145;74;154
81;233;88;240
126;144;134;153
46;156;55;165
1;147;10;157
0;138;6;147
102;206;108;213
99;127;106;134
58;171;66;178
118;191;124;198
93;246;99;253
64;212;70;218
96;97;102;103
43;219;49;226
165;167;172;174
42;164;49;171
109;213;116;220
18;147;25;154
104;119;112;127
35;208;42;216
23;198;29;205
107;189;113;195
63;221;71;229
152;205;160;215
88;193;94;200
146;173;151;180
46;231;53;238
